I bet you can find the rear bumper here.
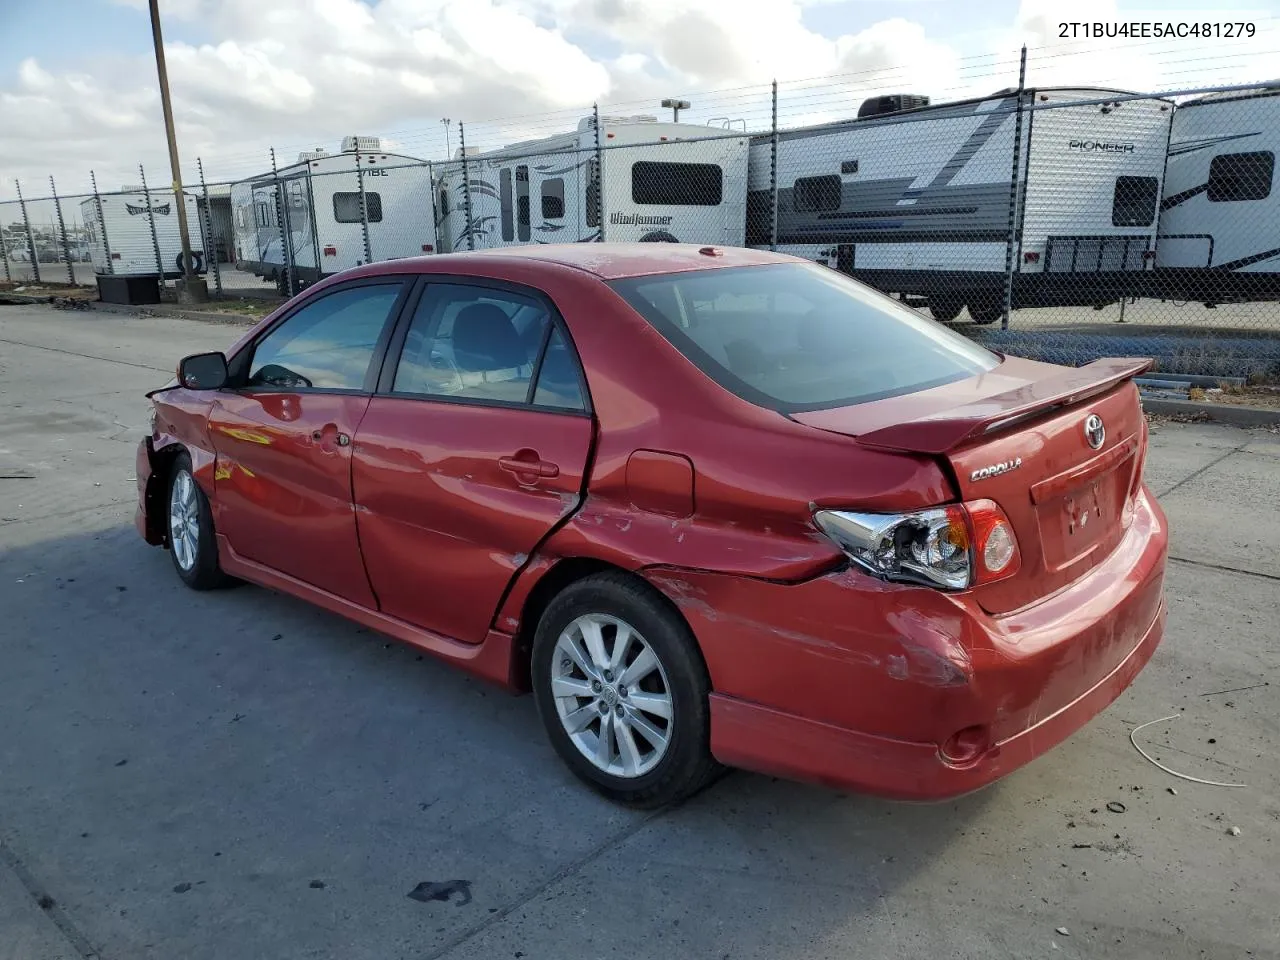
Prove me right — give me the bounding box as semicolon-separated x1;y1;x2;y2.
709;596;1164;800
647;487;1168;800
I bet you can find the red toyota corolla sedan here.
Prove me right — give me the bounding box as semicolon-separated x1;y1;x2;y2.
136;244;1168;807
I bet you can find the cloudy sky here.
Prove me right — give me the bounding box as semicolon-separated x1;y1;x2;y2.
1;0;1278;206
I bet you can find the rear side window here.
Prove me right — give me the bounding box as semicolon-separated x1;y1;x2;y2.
793;175;842;213
333;192;384;223
1207;151;1274;202
632;162;723;206
610;263;998;413
1112;176;1158;226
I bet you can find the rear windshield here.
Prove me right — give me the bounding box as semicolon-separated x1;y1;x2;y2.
610;262;999;413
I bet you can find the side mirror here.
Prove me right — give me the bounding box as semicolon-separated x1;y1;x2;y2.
178;352;229;390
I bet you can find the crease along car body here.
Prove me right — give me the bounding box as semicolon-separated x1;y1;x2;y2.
136;243;1168;808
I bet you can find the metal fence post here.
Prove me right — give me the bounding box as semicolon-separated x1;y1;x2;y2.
50;176;76;286
354;134;372;265
139;164;165;289
1;196;11;283
1001;45;1028;331
197;157;222;297
593;103;605;242
269;148;292;296
769;79;779;251
90;170;113;275
459;122;475;251
14;181;41;284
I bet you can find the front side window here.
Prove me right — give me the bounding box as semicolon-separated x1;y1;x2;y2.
632;161;723;206
1207;151;1274;202
1112;176;1159;226
248;283;403;390
610;263;998;412
332;192;384;223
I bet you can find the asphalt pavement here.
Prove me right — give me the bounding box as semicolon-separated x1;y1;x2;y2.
1;304;1277;960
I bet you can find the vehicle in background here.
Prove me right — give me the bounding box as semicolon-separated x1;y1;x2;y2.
230;137;437;295
1154;81;1280;303
746;89;1174;323
436;115;748;252
79;189;207;278
136;243;1167;808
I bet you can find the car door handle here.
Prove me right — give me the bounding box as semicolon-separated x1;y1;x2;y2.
311;426;351;447
499;454;559;479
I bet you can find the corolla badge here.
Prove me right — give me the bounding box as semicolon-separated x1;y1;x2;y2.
970;457;1022;482
1084;414;1106;450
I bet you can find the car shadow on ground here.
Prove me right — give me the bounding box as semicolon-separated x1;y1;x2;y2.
0;518;995;959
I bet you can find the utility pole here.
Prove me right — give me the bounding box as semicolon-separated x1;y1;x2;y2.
148;0;206;301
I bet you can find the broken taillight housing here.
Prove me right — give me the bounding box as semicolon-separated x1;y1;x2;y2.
814;499;1020;590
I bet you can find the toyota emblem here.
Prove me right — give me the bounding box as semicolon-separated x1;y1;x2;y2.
1084;414;1105;450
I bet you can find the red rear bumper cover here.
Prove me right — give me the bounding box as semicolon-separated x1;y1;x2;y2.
647;488;1168;801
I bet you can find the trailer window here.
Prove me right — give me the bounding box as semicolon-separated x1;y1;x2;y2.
586;158;601;228
542;178;565;220
793;175;841;213
1112;176;1158;227
516;165;531;241
632;162;723;206
255;202;274;228
439;188;450;217
1207;151;1274;202
500;168;514;241
332;192;383;223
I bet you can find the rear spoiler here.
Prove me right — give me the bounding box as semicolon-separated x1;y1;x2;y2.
855;357;1153;455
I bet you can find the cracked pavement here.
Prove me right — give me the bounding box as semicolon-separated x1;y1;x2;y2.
1;304;1278;960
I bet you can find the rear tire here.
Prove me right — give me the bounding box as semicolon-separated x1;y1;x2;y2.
167;453;232;591
968;297;1003;325
929;296;964;323
531;572;720;808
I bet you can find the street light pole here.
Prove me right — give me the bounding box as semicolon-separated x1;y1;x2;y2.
148;0;205;301
442;118;452;159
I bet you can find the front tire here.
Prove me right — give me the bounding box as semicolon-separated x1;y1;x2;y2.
167;453;231;590
531;573;719;808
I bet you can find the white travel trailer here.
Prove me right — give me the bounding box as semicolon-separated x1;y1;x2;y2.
436;116;749;253
747;89;1174;322
231;137;437;293
79;189;206;278
1155;82;1280;302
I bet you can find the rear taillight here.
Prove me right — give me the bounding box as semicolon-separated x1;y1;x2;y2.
814;500;1020;590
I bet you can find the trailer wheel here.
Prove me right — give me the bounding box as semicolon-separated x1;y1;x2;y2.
175;251;205;275
639;230;679;243
928;297;964;323
968;297;1003;325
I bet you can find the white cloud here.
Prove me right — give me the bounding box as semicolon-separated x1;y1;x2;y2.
0;0;1274;203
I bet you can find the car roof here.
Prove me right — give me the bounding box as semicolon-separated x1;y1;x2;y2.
381;243;804;281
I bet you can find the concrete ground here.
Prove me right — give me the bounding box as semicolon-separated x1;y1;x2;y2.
1;303;1277;960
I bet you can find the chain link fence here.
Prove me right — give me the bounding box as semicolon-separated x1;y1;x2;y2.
4;71;1279;379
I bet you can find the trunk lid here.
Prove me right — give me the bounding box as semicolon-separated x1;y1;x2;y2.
792;357;1152;614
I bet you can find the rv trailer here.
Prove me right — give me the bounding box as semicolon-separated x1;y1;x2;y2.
79;189;207;278
436;116;749;252
1155;82;1280;303
747;88;1174;322
231;137;436;293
